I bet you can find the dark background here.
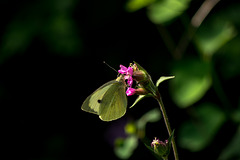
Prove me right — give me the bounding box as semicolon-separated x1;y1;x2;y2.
1;0;240;160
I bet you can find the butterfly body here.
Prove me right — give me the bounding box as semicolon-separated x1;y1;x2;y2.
81;75;127;121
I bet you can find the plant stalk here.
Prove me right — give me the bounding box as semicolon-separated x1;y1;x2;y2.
155;92;179;160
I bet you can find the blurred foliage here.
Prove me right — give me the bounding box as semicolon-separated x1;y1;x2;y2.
195;18;237;59
126;0;191;24
1;0;240;160
147;0;191;24
123;0;240;159
0;0;81;63
218;125;240;160
178;103;226;151
170;59;211;108
114;108;161;159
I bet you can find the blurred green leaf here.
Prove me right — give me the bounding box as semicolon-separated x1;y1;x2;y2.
43;13;82;55
0;0;81;64
115;108;161;159
170;59;211;108
156;76;175;87
125;0;156;12
178;103;226;152
231;100;240;123
217;37;240;79
147;0;191;24
218;125;240;160
136;108;161;131
114;135;138;159
195;18;237;58
0;19;37;63
125;122;137;135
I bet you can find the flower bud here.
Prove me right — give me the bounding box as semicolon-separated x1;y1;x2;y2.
151;137;170;158
133;61;158;97
134;88;148;95
132;70;147;82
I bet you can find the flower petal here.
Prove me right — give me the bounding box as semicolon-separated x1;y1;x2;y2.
127;66;133;75
118;65;128;74
127;76;133;87
126;87;136;96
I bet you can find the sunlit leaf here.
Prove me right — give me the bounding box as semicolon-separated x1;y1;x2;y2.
147;0;191;24
130;94;152;108
178;103;226;152
156;76;175;87
170;59;211;108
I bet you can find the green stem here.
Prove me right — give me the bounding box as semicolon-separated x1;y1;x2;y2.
155;92;179;160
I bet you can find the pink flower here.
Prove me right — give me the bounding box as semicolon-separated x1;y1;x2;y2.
126;76;133;87
151;137;160;148
118;65;134;87
126;88;136;96
118;65;133;75
118;65;135;96
151;137;168;148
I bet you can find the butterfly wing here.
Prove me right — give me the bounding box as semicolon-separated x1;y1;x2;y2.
81;80;117;115
99;81;127;121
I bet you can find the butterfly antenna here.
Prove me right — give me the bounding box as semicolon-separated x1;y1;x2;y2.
103;61;118;73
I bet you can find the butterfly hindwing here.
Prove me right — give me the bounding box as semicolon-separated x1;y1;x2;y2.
81;75;127;121
99;81;127;121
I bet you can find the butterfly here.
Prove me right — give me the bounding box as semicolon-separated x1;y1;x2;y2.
81;74;127;121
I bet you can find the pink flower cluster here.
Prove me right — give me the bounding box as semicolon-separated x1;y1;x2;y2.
118;65;136;96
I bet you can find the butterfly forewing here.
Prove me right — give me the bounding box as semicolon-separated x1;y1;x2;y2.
81;81;117;115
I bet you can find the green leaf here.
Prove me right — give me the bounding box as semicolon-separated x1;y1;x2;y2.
125;0;156;12
156;76;175;87
130;95;146;108
170;59;211;108
147;0;191;24
114;135;138;159
178;103;226;152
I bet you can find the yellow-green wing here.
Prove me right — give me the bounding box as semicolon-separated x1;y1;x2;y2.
99;81;127;121
81;80;117;115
